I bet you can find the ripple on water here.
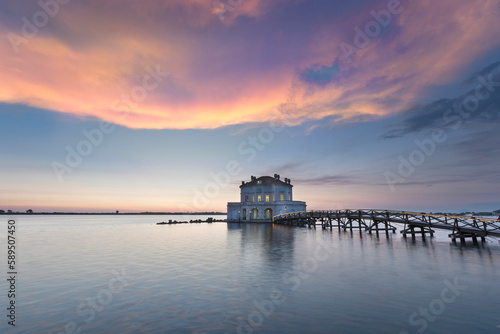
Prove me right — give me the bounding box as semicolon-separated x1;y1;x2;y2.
3;216;499;334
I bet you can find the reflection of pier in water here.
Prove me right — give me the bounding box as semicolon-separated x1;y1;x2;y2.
273;209;500;244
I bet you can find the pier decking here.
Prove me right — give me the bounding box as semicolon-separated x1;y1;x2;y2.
273;209;500;243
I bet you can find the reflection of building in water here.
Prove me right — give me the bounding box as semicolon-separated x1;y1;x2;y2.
226;222;297;274
227;174;307;222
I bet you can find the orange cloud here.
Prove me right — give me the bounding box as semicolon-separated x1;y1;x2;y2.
0;0;499;129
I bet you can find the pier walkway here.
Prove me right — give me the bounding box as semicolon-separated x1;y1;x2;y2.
273;209;500;243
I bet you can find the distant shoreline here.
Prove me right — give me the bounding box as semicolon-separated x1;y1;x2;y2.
0;212;227;215
1;211;498;216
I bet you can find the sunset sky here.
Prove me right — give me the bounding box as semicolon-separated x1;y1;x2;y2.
1;0;500;212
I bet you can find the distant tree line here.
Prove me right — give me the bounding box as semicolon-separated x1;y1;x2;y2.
0;210;227;215
0;209;33;214
1;209;496;215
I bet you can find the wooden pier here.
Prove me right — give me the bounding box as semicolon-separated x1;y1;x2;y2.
273;209;500;243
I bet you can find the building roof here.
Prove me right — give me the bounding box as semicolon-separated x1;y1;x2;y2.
240;175;293;188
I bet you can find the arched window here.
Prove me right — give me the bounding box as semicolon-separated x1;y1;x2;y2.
242;208;247;220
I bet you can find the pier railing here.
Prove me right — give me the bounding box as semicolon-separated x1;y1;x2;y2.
273;209;500;242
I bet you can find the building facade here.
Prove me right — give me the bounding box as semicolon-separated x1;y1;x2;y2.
227;174;307;222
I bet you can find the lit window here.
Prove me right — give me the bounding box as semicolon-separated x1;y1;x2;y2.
252;196;255;202
265;195;269;202
280;194;284;201
258;195;262;202
273;194;275;201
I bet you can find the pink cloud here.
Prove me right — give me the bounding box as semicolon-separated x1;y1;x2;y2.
0;0;499;129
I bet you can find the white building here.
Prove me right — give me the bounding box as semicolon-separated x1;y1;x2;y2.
227;174;307;222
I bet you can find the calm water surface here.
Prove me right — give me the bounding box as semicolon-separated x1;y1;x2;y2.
1;215;499;333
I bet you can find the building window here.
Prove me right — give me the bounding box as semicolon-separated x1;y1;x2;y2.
258;195;262;202
265;195;269;202
252;208;258;220
273;194;275;201
280;193;284;201
252;196;255;202
245;196;249;202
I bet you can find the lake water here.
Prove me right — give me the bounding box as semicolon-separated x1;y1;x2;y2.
1;215;499;333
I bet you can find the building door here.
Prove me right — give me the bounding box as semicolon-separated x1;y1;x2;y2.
265;208;273;219
242;208;247;220
252;208;258;220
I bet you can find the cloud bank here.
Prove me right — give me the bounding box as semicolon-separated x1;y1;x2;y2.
1;0;499;129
